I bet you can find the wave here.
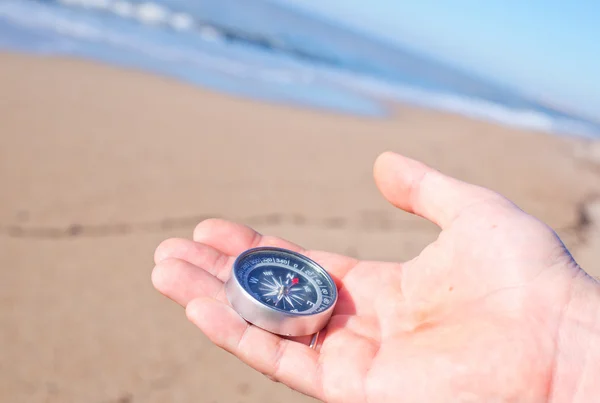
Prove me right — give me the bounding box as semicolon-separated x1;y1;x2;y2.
56;0;196;30
44;0;347;68
1;0;599;138
319;71;599;137
0;1;310;82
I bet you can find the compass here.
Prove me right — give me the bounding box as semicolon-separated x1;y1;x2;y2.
225;247;338;337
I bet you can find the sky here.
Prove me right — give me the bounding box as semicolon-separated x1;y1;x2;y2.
277;0;600;120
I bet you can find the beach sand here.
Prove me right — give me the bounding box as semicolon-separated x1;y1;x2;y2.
1;52;599;403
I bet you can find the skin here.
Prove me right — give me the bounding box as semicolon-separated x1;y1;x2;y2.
152;152;600;403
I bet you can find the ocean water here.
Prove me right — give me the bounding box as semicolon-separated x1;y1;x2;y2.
1;0;599;137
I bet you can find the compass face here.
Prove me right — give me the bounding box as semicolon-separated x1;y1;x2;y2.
233;247;337;315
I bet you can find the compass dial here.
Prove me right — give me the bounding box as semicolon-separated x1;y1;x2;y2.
233;247;337;315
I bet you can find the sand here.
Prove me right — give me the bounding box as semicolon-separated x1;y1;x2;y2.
1;52;599;403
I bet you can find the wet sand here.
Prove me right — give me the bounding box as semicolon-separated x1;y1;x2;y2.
1;52;599;403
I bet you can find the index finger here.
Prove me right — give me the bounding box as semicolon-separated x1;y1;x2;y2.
189;218;358;282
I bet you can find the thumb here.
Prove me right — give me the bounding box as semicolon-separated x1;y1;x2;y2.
373;151;506;229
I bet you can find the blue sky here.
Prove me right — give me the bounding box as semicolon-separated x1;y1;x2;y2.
278;0;600;120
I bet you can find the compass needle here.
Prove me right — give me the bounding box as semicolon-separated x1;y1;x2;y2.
291;294;304;303
284;295;294;308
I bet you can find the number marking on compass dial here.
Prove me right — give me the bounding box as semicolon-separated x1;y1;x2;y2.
234;248;337;315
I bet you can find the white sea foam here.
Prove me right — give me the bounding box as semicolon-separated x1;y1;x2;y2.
56;0;196;32
169;12;194;31
110;1;134;18
135;2;168;25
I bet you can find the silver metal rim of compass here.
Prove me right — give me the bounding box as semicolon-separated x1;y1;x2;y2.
224;249;337;338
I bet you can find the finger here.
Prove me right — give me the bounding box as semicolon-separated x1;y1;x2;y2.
373;151;509;229
154;253;324;344
151;258;225;307
192;219;359;284
193;218;304;256
154;238;232;281
155;238;360;310
186;297;324;400
153;258;327;348
152;259;315;345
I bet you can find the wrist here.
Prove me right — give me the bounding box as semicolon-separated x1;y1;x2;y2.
550;269;600;403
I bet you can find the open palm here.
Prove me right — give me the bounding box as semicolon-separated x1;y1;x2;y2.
152;152;595;403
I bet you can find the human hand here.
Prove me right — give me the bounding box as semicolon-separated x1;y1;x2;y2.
152;152;600;403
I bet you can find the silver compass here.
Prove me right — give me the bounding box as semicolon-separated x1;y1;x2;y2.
225;247;338;337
